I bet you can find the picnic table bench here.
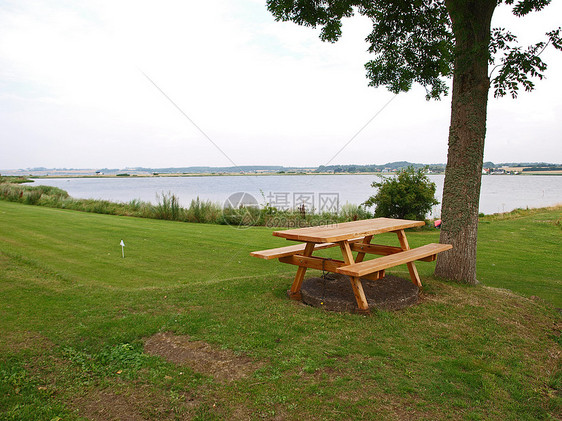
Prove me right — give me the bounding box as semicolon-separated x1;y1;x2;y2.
251;218;452;312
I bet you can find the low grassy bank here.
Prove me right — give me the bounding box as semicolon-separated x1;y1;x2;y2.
0;177;372;227
0;201;560;420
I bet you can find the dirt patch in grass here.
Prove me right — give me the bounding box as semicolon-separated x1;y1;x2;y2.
72;387;151;421
144;332;261;383
301;273;419;312
0;331;54;354
26;354;202;421
71;382;198;421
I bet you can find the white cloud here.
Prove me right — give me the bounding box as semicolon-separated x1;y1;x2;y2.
0;0;560;169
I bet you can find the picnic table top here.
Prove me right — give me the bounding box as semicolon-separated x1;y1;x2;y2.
273;217;425;243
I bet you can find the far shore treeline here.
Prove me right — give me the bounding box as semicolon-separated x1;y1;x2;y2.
1;161;561;177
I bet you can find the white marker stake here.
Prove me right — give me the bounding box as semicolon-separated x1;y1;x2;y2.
120;239;125;258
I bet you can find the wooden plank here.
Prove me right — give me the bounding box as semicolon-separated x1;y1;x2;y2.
288;242;315;300
349;242;438;262
396;229;421;287
279;255;345;272
278;255;385;281
349;276;369;312
251;237;365;260
274;219;425;243
361;270;385;281
339;241;354;265
339;241;370;311
354;235;373;263
338;240;385;280
351;242;402;256
251;242;337;260
273;218;425;243
336;243;453;278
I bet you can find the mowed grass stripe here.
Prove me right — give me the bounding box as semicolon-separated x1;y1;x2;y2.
0;201;295;289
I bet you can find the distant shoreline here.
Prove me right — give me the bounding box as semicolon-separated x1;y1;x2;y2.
29;171;402;179
26;171;562;179
3;161;560;178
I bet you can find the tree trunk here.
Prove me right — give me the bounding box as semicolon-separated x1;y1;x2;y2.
434;0;496;284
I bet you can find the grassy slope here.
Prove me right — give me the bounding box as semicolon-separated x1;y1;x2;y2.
477;208;562;305
0;201;560;420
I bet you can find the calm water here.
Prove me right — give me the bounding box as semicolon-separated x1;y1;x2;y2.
31;174;562;216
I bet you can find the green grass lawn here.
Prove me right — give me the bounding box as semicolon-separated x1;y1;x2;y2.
0;201;560;420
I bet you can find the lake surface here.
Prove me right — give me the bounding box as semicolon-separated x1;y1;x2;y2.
31;174;562;217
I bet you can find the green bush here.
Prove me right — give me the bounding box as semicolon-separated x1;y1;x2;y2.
340;203;371;221
154;192;183;221
34;185;69;199
363;166;439;220
220;205;263;227
23;190;42;205
0;176;31;184
0;182;69;206
128;199;154;217
186;197;222;223
0;185;23;202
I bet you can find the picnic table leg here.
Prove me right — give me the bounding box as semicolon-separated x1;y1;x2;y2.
396;229;422;288
355;235;373;263
288;242;316;300
340;242;370;312
349;276;369;312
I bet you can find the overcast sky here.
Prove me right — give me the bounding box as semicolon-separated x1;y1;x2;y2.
1;0;561;170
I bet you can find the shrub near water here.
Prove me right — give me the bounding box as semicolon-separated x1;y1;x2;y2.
186;197;222;223
0;176;31;184
363;166;439;220
23;190;42;205
154;192;183;221
0;183;70;205
339;203;372;221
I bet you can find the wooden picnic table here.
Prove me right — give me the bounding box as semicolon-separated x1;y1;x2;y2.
251;218;452;312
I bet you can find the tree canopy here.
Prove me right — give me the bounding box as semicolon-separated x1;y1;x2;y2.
267;0;561;100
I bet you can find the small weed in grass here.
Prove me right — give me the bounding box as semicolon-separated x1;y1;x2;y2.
61;342;147;381
0;358;73;420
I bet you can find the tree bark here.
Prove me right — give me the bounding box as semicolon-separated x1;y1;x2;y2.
435;0;496;284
